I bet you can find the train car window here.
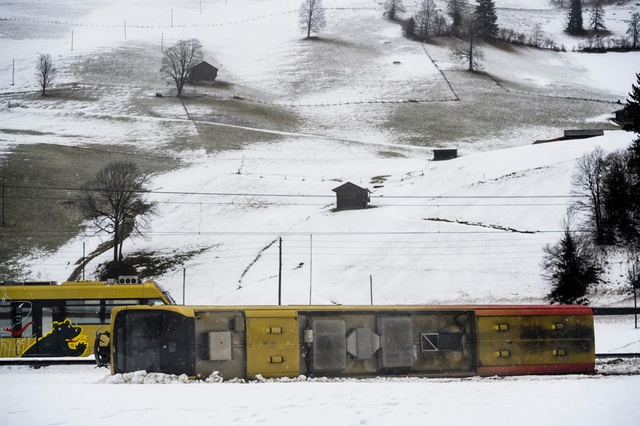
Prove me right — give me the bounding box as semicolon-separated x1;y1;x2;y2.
0;302;11;333
66;301;101;324
12;302;34;337
106;299;141;306
104;300;141;324
139;299;164;306
113;310;195;375
42;307;53;335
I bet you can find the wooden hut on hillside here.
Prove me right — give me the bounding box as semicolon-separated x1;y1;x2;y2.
332;182;371;210
433;149;458;161
188;61;218;83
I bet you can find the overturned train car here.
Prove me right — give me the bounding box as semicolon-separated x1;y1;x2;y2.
104;304;595;379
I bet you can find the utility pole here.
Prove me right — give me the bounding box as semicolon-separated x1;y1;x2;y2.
124;21;127;39
370;275;373;305
11;59;15;86
633;263;638;329
309;234;313;305
278;237;282;305
183;267;186;305
1;180;5;227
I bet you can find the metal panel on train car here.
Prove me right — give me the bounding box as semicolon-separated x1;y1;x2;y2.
377;316;414;369
195;310;247;380
245;310;300;378
476;313;595;375
308;318;347;372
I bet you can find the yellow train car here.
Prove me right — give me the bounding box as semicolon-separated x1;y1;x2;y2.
0;277;175;359
106;304;595;379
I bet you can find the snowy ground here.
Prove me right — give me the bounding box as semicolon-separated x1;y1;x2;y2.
1;315;639;426
2;353;640;426
2;1;640;423
1;366;640;426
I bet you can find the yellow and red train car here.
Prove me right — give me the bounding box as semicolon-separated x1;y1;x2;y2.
0;278;175;359
105;304;595;379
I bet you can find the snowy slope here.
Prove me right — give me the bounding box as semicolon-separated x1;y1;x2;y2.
2;1;640;425
1;0;638;306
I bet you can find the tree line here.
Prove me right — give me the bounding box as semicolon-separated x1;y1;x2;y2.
33;2;640;97
543;73;640;304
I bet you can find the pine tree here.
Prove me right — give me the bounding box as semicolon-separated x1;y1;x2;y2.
566;0;584;35
543;223;600;304
589;0;606;32
447;0;469;33
628;12;640;49
626;72;640;132
602;151;634;243
474;0;498;40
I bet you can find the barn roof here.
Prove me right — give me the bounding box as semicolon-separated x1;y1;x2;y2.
332;182;370;194
190;61;218;72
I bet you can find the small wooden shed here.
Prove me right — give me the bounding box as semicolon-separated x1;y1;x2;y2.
433;149;458;161
188;61;218;83
563;129;604;140
332;182;371;210
614;107;634;129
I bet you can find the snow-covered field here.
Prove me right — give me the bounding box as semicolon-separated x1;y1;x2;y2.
0;359;639;426
2;0;640;424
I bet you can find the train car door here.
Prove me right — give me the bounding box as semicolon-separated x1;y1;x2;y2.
245;310;300;378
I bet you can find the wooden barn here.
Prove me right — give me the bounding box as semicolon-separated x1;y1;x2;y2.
614;107;635;129
433;149;458;161
332;182;371;210
188;61;218;83
563;129;604;139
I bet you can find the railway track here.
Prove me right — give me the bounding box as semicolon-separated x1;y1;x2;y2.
596;353;640;358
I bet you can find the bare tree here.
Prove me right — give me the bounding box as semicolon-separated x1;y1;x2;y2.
450;14;484;72
160;39;204;97
80;162;156;276
299;0;326;38
531;23;543;47
628;12;640;50
414;0;437;40
384;0;406;21
35;53;57;96
571;147;610;245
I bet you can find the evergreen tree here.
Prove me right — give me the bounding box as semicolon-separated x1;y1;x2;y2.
566;0;584;35
602;151;635;243
627;136;640;246
543;222;600;304
589;0;606;32
403;16;416;39
625;73;640;133
447;0;469;34
628;12;640;49
474;0;498;40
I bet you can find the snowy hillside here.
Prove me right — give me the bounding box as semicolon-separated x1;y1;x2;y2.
1;0;639;307
2;2;640;425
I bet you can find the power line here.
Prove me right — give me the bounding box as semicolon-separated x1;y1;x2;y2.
3;183;582;200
